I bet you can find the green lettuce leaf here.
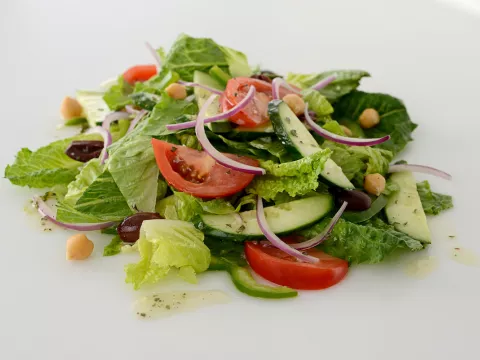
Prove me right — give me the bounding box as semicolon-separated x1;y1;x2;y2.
133;69;179;95
103;236;123;257
63;159;103;206
247;149;331;201
249;137;293;162
103;76;133;110
156;192;235;222
125;219;210;289
164;34;251;81
108;135;159;212
4;133;101;188
57;170;132;222
213;135;274;160
300;217;424;264
204;237;247;269
286;70;370;101
416;180;453;215
301;89;334;116
333;91;418;155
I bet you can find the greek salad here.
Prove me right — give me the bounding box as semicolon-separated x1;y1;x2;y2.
5;34;454;298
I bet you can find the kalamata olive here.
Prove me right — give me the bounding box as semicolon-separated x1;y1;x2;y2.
65;140;104;162
336;190;372;211
250;70;282;83
117;212;162;243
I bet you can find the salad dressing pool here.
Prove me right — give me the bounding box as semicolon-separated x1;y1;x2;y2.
404;255;439;278
133;290;229;319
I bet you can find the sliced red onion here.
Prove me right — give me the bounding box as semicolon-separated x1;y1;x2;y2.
167;86;256;131
33;196;116;231
311;75;336;91
291;202;348;251
145;41;162;69
256;196;319;263
85;126;112;164
195;95;266;175
178;80;223;95
304;103;390;146
271;78;301;100
185;94;196;103
125;105;139;115
388;164;452;180
102;111;131;130
127;109;148;133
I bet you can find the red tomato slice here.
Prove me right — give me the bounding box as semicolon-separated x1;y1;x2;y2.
245;242;349;290
223;77;297;127
123;64;157;84
151;139;259;199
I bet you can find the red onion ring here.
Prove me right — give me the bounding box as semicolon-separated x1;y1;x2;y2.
178;80;223;95
127;109;148;133
256;196;319;263
304;103;390;146
388;164;452;180
125;105;140;115
145;41;162;69
33;196;116;231
166;86;256;131
291;202;348;251
85;126;112;164
195;95;266;175
311;75;336;91
102;111;131;130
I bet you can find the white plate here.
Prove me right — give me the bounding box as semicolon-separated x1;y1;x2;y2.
1;0;479;359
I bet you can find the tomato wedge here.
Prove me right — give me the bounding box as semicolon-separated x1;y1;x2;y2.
245;242;348;290
223;77;297;127
123;64;157;84
152;139;259;198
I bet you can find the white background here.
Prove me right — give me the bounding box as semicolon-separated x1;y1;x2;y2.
1;0;479;359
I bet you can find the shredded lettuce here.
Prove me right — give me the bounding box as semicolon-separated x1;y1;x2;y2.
125;220;210;289
4;133;101;188
247;149;331;201
416;180;453;215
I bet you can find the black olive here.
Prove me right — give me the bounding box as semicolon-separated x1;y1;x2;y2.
117;212;162;243
65;140;105;162
250;70;282;83
336;190;372;211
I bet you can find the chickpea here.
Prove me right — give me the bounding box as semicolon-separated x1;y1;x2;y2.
283;94;305;116
66;234;94;260
364;173;386;196
165;83;187;100
359;108;380;129
60;96;83;120
340;125;353;137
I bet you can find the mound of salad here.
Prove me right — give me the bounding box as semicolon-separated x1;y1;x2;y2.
4;34;454;298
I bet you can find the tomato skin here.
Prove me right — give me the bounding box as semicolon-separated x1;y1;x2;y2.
245;242;348;290
123;64;157;84
223;77;297;128
151;139;259;199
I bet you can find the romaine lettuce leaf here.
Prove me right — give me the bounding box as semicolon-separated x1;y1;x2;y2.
300;217;424;264
333;91;418;155
249;137;293;162
416;180;453;215
63;159;103;206
247;149;331;201
103;76;133;110
301;89;334;116
125;219;210;289
164;34;251;81
156;192;235;222
4;133;101;188
286;70;370;101
133;68;179;95
108;135;159;212
103;236;123;257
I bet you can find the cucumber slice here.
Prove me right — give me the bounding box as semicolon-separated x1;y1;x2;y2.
209;65;231;87
195;194;333;241
193;71;231;133
385;172;431;243
229;122;274;140
76;90;110;128
268;100;354;189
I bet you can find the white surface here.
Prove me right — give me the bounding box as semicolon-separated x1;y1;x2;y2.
1;0;479;359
